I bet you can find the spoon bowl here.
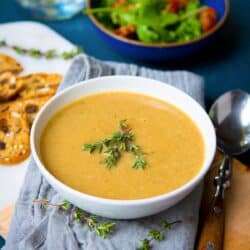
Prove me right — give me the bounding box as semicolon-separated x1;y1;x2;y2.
209;89;250;155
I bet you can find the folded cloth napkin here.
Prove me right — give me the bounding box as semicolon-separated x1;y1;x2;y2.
4;55;205;250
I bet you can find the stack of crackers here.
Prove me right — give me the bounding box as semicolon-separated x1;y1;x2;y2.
0;53;62;165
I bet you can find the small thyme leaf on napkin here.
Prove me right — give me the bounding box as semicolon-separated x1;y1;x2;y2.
33;199;115;238
83;120;147;169
59;200;72;210
0;39;83;60
137;220;182;250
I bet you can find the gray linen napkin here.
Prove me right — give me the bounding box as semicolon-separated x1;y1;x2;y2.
4;55;204;250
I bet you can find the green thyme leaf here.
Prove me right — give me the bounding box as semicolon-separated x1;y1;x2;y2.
45;49;57;59
128;144;139;152
73;208;84;221
95;222;115;238
160;220;172;229
29;48;42;58
59;200;71;211
0;40;6;47
119;119;129;130
86;215;98;230
111;131;123;140
60;47;82;58
102;147;120;168
83;142;103;153
148;229;164;241
12;46;26;55
61;47;83;59
132;152;147;169
137;238;151;250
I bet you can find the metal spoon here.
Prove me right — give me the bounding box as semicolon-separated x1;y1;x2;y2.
197;89;250;250
210;89;250;202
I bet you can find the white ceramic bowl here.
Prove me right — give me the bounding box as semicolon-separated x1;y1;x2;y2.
31;76;216;219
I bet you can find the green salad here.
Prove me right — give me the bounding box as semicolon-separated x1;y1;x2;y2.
86;0;218;43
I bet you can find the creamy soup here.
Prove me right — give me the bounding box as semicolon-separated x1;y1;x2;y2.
40;92;205;200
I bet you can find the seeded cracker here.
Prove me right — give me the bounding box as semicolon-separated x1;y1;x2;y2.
22;96;51;126
0;102;30;164
17;73;62;100
0;53;24;101
0;72;24;101
0;52;23;75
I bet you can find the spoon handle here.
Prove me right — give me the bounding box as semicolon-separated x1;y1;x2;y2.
197;197;224;250
197;155;232;250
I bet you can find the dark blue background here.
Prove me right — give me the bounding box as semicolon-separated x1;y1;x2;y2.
0;0;250;247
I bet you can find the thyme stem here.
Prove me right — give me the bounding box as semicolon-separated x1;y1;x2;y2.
33;199;115;238
33;199;60;207
0;40;83;60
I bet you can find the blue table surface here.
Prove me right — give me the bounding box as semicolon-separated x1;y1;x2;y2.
0;236;3;248
0;0;250;248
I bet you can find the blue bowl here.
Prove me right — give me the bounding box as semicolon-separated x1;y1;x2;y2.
87;0;229;62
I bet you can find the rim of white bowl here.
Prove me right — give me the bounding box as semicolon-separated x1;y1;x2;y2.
31;75;216;206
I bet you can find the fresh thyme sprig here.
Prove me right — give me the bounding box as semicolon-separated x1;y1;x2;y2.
33;199;181;248
137;220;182;250
0;40;83;60
83;120;147;169
33;199;115;238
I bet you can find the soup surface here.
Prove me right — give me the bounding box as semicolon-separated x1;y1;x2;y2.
40;92;204;200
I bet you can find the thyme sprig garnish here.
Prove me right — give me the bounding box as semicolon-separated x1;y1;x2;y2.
137;220;182;250
83;120;147;169
33;199;181;249
0;40;83;60
33;199;115;238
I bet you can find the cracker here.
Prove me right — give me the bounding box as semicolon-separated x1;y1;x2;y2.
17;73;62;100
0;102;30;164
0;53;23;75
0;72;23;101
22;96;51;126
